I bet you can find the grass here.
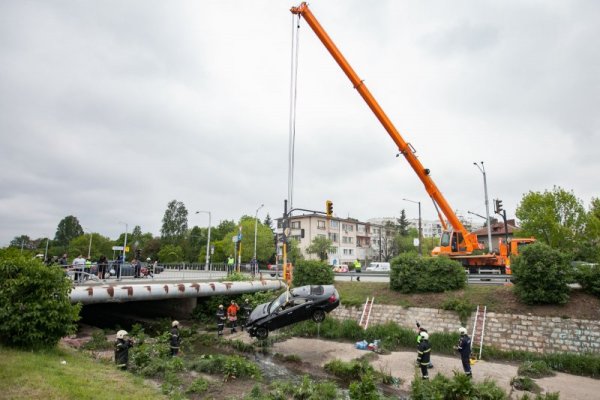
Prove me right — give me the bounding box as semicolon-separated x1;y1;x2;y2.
335;281;515;312
0;345;165;400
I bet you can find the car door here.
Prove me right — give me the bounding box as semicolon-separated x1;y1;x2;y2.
269;298;311;330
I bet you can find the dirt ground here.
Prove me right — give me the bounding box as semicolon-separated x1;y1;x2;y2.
269;336;600;400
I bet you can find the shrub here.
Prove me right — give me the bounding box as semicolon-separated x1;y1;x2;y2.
411;372;507;400
81;330;112;351
324;358;374;380
186;377;209;394
512;243;571;305
518;361;555;378
390;253;466;293
292;260;334;286
441;297;476;326
574;263;600;297
348;372;381;400
188;354;261;381
0;252;81;349
511;376;541;393
518;393;561;400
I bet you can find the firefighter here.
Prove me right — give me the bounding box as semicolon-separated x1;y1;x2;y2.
170;320;181;356
216;304;226;336
416;321;433;368
455;327;473;378
416;331;431;380
240;298;252;331
114;330;133;370
227;300;240;333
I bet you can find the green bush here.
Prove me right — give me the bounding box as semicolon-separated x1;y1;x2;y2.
441;297;476;326
390;253;466;293
250;376;339;400
511;376;541;393
512;243;571;305
186;377;209;394
518;392;560;400
574;263;600;297
81;331;112;351
187;354;261;381
292;260;334;286
349;372;381;400
411;372;507;400
324;358;374;380
518;360;555;378
0;252;81;349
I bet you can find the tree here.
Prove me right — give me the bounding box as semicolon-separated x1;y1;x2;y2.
0;250;81;348
217;218;276;264
68;233;113;260
516;186;588;256
54;215;83;246
9;235;34;250
161;200;188;243
263;213;274;232
211;219;237;241
579;197;600;263
157;244;184;263
397;209;410;236
305;236;334;262
512;242;571;305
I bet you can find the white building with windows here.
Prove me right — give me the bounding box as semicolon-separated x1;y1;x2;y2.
275;214;392;266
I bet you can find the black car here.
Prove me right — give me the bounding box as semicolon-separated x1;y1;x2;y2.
245;285;340;339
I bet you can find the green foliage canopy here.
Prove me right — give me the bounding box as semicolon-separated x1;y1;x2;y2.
390;253;466;293
305;236;334;261
160;200;188;244
292;260;334;286
54;215;83;246
512;242;571;305
0;250;81;348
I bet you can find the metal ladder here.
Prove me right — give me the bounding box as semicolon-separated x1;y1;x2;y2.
359;297;375;330
471;305;487;359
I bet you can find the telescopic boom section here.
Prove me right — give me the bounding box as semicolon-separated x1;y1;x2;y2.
290;2;478;252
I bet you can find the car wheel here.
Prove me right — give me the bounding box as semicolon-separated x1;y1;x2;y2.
255;327;269;339
312;309;326;323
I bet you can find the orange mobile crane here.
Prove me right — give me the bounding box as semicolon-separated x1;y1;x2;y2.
290;3;534;273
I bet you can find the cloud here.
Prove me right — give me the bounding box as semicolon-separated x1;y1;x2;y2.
1;0;598;246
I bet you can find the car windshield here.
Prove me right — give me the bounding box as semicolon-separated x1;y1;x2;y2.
267;292;289;314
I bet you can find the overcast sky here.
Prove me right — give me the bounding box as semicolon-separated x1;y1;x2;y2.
1;0;598;246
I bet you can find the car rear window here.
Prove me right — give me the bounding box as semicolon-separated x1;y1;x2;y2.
310;285;324;295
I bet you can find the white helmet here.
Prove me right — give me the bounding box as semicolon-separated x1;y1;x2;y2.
172;320;179;327
116;330;128;339
459;327;467;335
420;331;429;340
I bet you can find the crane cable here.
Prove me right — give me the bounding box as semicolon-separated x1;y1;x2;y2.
287;13;301;211
285;14;302;298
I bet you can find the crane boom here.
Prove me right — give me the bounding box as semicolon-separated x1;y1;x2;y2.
290;2;480;252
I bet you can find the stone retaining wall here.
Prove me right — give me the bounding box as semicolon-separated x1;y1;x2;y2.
330;304;600;354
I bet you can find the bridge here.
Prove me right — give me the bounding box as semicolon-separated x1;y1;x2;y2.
70;267;286;319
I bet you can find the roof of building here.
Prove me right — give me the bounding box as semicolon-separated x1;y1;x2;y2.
472;219;518;236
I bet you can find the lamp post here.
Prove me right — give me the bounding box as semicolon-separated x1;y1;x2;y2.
118;222;128;280
403;198;422;256
473;161;493;251
253;204;264;261
195;211;212;270
44;238;50;262
87;232;93;259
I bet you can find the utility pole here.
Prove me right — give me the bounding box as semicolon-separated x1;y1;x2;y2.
474;161;493;251
403;198;422;256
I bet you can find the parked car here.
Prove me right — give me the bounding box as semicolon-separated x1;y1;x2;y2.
245;285;340;339
332;264;349;273
266;263;283;277
366;262;390;272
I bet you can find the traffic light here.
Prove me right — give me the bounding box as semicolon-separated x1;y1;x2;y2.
494;199;503;214
326;200;333;217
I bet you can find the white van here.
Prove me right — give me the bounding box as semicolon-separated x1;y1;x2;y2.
366;262;390;272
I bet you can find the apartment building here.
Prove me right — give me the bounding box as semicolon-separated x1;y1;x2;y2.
275;214;394;266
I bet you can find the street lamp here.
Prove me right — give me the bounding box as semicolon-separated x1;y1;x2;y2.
87;231;93;259
473;161;493;251
253;204;265;261
403;198;422;256
118;222;128;280
195;211;212;270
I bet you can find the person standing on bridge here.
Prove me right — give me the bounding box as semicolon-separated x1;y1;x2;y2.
114;330;133;370
455;327;473;378
227;255;235;275
216;304;226;336
170;321;181;356
227;300;240;334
